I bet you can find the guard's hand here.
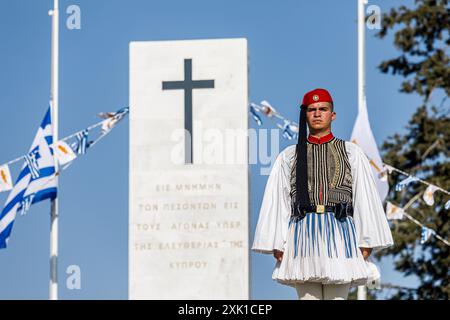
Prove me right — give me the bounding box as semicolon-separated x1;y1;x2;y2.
273;249;283;263
360;247;373;260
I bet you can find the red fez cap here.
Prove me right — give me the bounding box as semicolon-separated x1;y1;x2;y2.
302;88;333;106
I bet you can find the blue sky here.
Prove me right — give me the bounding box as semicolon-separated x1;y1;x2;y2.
0;0;425;299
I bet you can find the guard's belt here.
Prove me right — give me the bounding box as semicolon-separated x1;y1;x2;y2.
291;202;353;221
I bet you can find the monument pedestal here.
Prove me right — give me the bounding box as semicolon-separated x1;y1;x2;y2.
129;38;249;299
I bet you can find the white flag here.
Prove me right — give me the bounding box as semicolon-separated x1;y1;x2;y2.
423;185;439;206
260;100;277;117
386;201;404;220
54;140;77;166
101;118;120;134
379;164;394;182
0;165;13;192
351;98;389;201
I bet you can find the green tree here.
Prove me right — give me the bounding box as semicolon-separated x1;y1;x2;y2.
374;0;450;300
376;0;449;101
377;106;449;299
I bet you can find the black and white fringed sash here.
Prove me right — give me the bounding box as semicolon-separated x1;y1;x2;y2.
293;105;310;210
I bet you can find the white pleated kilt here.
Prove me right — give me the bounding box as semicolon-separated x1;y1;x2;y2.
272;212;370;287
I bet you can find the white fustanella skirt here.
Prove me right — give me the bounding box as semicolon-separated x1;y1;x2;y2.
272;212;370;287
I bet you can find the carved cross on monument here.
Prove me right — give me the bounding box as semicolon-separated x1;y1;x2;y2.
162;59;215;164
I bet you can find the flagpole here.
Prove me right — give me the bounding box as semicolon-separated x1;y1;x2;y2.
49;0;59;300
358;0;366;113
357;0;368;301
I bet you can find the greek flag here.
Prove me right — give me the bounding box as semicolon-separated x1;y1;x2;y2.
249;104;262;126
0;106;57;249
75;129;89;155
25;150;41;179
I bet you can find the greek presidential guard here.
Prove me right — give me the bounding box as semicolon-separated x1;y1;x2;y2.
252;88;393;300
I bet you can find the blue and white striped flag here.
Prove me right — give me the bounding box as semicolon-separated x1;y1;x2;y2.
395;176;419;192
249;105;262;126
0;106;57;249
25;149;40;179
75;129;89;155
277;120;298;140
420;226;435;244
17;194;35;216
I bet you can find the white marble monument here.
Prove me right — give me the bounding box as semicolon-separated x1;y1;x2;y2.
129;38;249;299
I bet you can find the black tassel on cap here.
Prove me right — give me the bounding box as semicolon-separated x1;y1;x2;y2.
294;105;310;210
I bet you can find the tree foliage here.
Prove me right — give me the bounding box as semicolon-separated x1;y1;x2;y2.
376;0;449;100
374;0;449;300
377;106;449;299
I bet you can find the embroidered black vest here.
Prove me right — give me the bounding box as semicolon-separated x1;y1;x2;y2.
289;136;353;206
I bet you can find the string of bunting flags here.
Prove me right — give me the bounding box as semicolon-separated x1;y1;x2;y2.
386;199;450;247
379;282;417;293
0;106;129;195
0;104;128;249
250;101;299;140
249;100;450;247
2;101;445;248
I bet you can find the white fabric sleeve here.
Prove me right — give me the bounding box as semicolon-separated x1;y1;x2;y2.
346;142;394;251
251;149;292;254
